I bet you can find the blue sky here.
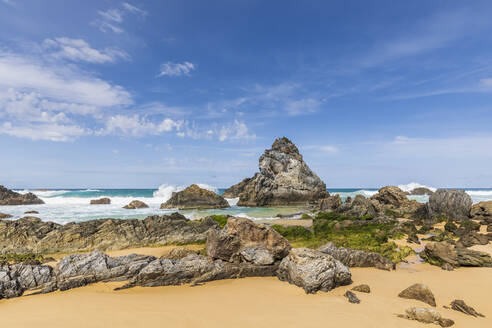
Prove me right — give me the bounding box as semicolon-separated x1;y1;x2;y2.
1;0;492;189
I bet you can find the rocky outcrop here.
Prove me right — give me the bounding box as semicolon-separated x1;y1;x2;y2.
206;217;291;264
0;213;12;219
230;137;328;206
398;307;454;327
0;213;218;254
422;241;492;268
0;263;53;299
336;195;382;218
447;300;484;317
317;242;394;271
398;283;436;307
0;185;44;205
276;247;352;294
222;178;251;198
456;231;490;247
318;195;342;212
471;201;492;219
371;186;423;215
123;200;149;209
428;189;472;220
160;184;229;210
90;198;110;205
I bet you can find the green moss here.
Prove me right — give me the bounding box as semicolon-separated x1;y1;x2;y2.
301;213;313;220
0;253;45;264
315;211;356;221
360;214;374;220
272;225;312;240
460;219;480;231
444;220;457;232
208;215;229;229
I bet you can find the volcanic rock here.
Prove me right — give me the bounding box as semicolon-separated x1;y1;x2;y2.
90;198;110;205
231;137;328;206
123;200;149;209
0;185;44;205
160;184;229;210
276;247;352;294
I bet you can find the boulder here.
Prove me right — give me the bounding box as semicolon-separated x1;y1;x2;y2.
276;248;352;294
317;242;394;271
123;200;149;209
0;263;53;299
206;217;291;264
398;307;454;327
0;185;44;205
471;201;492;218
456;231;490;248
231;137;328;206
352;284;371;293
0;213;12;219
428;189;472;220
222;178;251;198
318;195;342;212
160;184;229;210
336;195;382;218
371;186;423;216
90;198;110;205
447;300;484;317
422;242;492;267
409;187;434;195
344;290;360;304
0;213;218;254
398;283;436;306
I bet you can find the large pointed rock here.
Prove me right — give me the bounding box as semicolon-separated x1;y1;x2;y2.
0;185;44;205
231;137;328;206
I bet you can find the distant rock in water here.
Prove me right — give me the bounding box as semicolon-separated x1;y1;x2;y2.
24;210;39;214
90;198;111;205
228;137;328;206
408;187;434;195
123;200;149;209
0;212;12;219
160;184;230;210
0;185;44;205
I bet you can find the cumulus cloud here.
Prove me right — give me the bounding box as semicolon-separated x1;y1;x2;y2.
100;114;183;137
98;8;123;23
158;61;195;77
43;37;130;64
94;3;147;34
1;121;89;142
218;120;255;142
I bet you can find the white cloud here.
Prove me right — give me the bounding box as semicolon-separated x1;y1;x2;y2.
97;21;124;34
1;121;89;142
158;61;195;77
101;114;183;137
122;2;147;17
43;37;130;64
218;120;256;142
98;9;123;23
285;98;320;116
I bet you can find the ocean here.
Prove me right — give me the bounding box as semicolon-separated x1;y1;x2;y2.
3;182;492;224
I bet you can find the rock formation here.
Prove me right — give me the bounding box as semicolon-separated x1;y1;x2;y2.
276;247;352;294
90;198;111;205
422;241;492;268
408;187;434;195
123;200;149;209
471;201;492;219
447;300;484;317
222;178;251;198
0;213;218;254
427;189;472;220
398;283;436;307
0;185;44;205
160;184;229;210
227;137;328;206
398;307;454;327
317;242;395;270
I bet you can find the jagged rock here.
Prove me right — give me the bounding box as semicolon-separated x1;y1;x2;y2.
206;217;291;264
54;250;155;291
24;211;39;214
398;283;436;306
471;201;492;218
0;185;44;205
0;213;12;219
422;242;492;267
428;189;472;220
0;213;218;254
398;307;454;327
448;300;484;317
276;248;352;294
0;263;53;299
344;290;360;304
317;242;394;271
352;284;371;293
90;198;110;205
457;231;490;247
232;137;328;206
222;178;251;198
161;247;199;260
336;195;382;218
123;200;149;209
409;187;434;195
160;184;229;210
372;186;409;207
318;195;342;212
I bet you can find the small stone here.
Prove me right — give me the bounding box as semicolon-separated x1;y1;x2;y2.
398;283;436;307
441;263;454;271
449;299;484;317
344;290;360;304
351;284;371;293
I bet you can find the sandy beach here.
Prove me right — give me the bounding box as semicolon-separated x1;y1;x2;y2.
1;245;490;328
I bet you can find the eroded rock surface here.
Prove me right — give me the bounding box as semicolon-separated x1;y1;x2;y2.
422;241;492;267
161;184;229;210
0;185;44;205
428;189;472;220
230;137;328;206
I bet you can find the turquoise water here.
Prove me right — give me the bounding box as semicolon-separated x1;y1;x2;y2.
2;185;491;224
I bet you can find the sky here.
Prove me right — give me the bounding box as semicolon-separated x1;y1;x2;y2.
1;0;492;189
